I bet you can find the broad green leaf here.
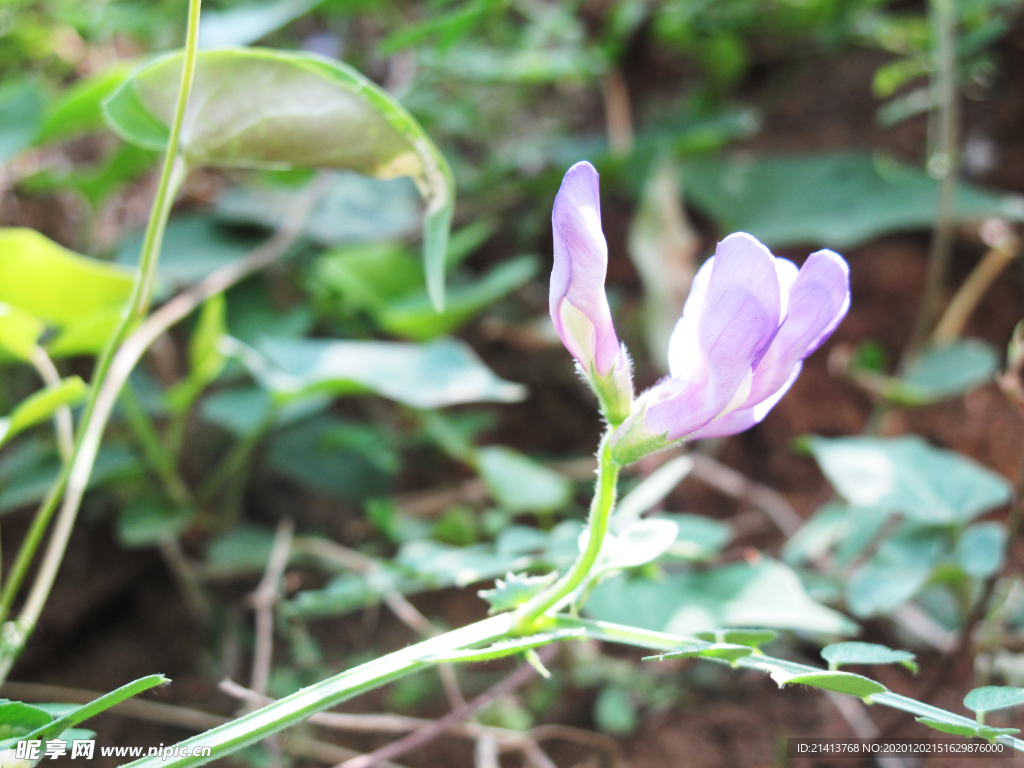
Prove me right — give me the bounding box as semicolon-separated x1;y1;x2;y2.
424;44;607;84
964;686;1024;716
165;293;228;412
891;340;999;405
378;255;538;341
0;700;52;740
0;302;45;361
423;628;585;664
103;47;455;308
767;669;887;698
28;142;158;206
478;571;558;614
475;446;572;513
694;628;776;648
806;435;1011;525
646;642;753;663
593;685;638;735
199;385;329;436
587;518;679;576
0;79;45;161
586;558;856;636
311;241;425;315
663;513;732;561
955;521;1006;579
249;337;526;409
611;455;694;532
198;0;321;47
0;229;134;356
0;377;87;448
218;172;421;246
117;495;196;548
821;642;917;673
681;152;1024;248
36;64;134;144
845;524;949;617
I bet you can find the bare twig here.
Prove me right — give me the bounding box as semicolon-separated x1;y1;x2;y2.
28;347;74;462
249;518;294;697
931;221;1020;345
336;646;555;768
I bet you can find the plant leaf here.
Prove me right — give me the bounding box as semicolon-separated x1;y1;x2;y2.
103;47;454;308
475;446;572;514
821;642;917;673
768;669;887;698
0;377;87;448
645;642;753;663
964;686;1024;716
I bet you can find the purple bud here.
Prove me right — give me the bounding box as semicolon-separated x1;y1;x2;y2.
550;161;621;377
611;233;849;463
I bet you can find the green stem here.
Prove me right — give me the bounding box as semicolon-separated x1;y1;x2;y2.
120;382;193;507
122;614;514;768
0;0;203;674
513;433;620;631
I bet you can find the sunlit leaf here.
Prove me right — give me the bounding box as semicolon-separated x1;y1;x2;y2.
767;668;887;698
247;337;526;409
103;47;454;308
198;0;321;47
0;228;134;356
821;642;917;673
37;64;134;144
475;446;572;513
611;455;694;532
586;518;679;576
964;686;1024;716
694;628;776;648
0;302;45;361
478;571;558;614
0;377;86;448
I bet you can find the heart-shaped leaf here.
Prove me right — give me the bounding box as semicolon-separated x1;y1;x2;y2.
103;48;454;308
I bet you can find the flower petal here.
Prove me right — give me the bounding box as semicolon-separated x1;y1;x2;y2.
550;161;619;375
687;362;802;440
739;248;850;410
648;233;783;440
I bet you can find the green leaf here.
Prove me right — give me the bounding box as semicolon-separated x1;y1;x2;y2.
17;675;168;744
955;521;1006;579
0;78;45;161
378;255;538;341
681;152;1024;249
646;642;754;663
165;293;228;412
806;435;1012;525
588;518;679;576
593;685;638;735
117;495;196;548
0;228;135;356
198;0;321;47
845;524;949;617
693;628;777;648
891;340;999;404
767;669;887;698
662;513;732;561
219;172;421;247
478;571;558;614
37;64;134;144
821;642;918;673
246;337;525;409
103;47;454;308
0;302;45;361
586;558;856;636
0;700;53;740
915;716;980;737
0;377;87;448
423;628;585;664
964;686;1024;716
475;446;572;513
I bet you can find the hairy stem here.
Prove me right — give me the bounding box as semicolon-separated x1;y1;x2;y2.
514;433;620;631
0;0;203;680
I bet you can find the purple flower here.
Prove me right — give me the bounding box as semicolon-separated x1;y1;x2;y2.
551;161;633;422
611;232;849;462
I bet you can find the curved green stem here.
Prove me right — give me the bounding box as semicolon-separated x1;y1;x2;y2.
122;614;513;768
0;0;203;676
513;433;620;632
